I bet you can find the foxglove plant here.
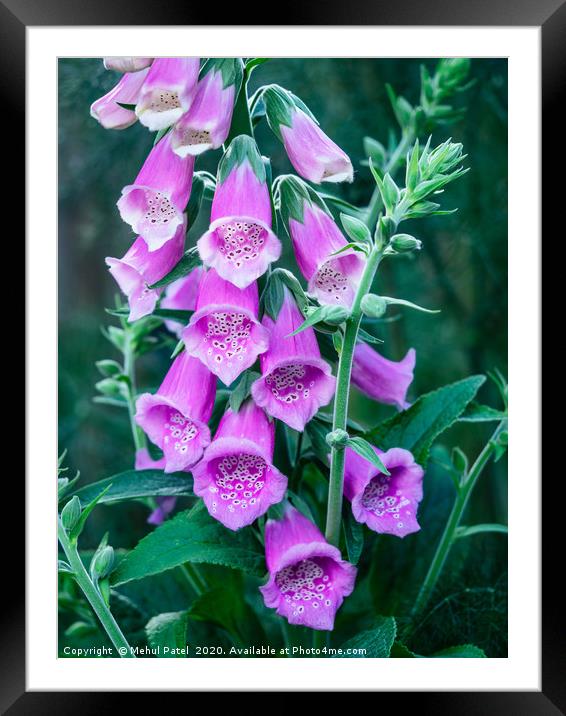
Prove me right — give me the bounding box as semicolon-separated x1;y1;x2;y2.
106;216;186;321
182;268;269;385
197;135;281;288
278;175;365;307
135;350;216;472
74;57;508;660
260;505;356;630
192;400;288;530
117;132;194;250
251;287;336;431
263;85;353;183
171;58;243;157
351;343;416;410
90;67;150;130
135;57;200;131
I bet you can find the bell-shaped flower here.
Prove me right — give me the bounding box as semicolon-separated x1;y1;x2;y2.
263;85;353;184
134;448;177;525
135;351;216;473
103;57;153;73
197;135;281;289
259;505;356;630
135;57;200;131
192;400;287;530
351;343;416;410
182;268;269;386
160;266;205;337
279;176;365;308
117;132;194;250
343;444;424;538
171;58;243;157
90;68;150;130
251;288;335;431
106;217;186;322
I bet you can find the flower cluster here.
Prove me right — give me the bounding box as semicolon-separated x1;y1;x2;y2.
94;57;424;631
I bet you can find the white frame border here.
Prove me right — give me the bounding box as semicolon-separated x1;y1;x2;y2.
27;26;540;691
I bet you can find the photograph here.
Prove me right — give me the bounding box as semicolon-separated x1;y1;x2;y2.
56;55;509;661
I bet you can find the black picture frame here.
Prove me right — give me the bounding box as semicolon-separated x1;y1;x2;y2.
10;0;557;709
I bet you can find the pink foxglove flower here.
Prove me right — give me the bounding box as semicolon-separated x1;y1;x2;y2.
344;445;424;538
192;400;287;530
182;268;269;386
134;448;177;526
351;343;416;410
252;288;335;431
279;176;364;308
263;85;353;184
259;505;356;630
135;351;216;473
105;217;186;322
117;132;194;250
160;266;205;337
171;58;243;157
135;57;200;131
90;68;150;130
197;135;281;289
103;57;153;73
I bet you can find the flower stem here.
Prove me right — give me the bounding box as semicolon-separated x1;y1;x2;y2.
123;330;145;452
324;246;384;547
409;420;507;620
58;518;135;657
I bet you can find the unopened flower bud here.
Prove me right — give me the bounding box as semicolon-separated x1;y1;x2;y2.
61;496;81;532
90;546;115;580
326;428;349;449
390;234;422;253
361;294;387;318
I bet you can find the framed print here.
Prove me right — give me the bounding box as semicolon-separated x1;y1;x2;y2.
9;0;558;708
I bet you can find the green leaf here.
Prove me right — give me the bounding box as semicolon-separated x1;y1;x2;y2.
357;327;384;345
229;371;260;413
110;502;265;586
363;136;386;168
381;173;400;213
432;644;487;658
147;248;202;290
95;359;123;378
145;611;188;658
344;436;390;475
288;305;349;337
390;641;417;657
455;523;508;539
70;485;113;541
340;213;372;246
366;375;485;465
460;401;507;422
381;296;440;314
406;139;420;191
70;469;193;505
106;306;192;323
336;616;396;658
342;509;364;565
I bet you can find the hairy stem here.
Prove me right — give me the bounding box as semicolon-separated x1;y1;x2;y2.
410;420;507;620
58;519;135;657
324;246;384;547
123;331;145;452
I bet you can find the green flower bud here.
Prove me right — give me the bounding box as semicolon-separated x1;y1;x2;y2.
90;546;115;580
361;294;388;318
61;496;81;532
390;234;423;253
325;429;349;449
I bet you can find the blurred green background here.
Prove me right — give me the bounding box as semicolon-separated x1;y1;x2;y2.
58;58;507;654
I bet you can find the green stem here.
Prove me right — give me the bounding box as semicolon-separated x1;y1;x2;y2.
410;420;507;620
179;563;208;596
123;331;145;452
58;519;135;657
365;130;414;232
324;247;384;547
226;76;253;144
